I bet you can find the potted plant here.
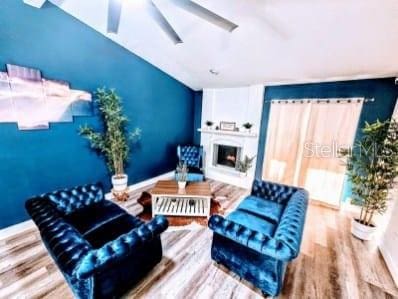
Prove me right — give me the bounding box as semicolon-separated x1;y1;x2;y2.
176;162;188;189
205;120;214;130
236;155;256;176
80;88;141;193
242;122;253;132
340;119;398;240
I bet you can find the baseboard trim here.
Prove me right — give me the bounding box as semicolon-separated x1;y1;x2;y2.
380;243;398;287
0;171;175;238
105;171;174;199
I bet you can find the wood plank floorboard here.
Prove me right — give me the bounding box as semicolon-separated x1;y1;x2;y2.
0;180;397;299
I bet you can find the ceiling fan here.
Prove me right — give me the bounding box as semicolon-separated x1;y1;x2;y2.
107;0;238;44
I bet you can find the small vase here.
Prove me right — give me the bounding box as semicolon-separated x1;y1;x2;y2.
351;218;377;241
178;181;187;189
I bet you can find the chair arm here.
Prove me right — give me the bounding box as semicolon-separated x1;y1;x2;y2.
75;216;168;279
274;189;308;259
208;215;295;261
25;197;93;275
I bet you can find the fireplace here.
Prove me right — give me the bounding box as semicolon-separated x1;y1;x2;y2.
213;144;242;170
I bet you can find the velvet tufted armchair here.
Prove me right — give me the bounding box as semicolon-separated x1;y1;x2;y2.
26;183;168;299
176;145;204;182
208;179;308;297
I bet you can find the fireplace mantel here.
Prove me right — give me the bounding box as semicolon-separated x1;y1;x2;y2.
197;128;258;138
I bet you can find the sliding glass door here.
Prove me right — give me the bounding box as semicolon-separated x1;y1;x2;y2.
263;99;363;207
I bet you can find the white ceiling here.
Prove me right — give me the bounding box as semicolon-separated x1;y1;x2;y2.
48;0;398;90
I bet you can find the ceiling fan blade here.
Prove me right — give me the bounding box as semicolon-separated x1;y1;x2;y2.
171;0;238;32
149;1;183;44
107;0;123;33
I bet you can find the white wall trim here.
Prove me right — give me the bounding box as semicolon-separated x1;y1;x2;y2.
0;171;175;238
380;244;398;287
105;171;174;199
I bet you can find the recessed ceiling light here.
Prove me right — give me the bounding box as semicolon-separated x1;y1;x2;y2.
209;69;219;75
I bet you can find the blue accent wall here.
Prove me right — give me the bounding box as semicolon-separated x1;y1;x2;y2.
193;90;203;145
255;79;398;200
0;1;195;228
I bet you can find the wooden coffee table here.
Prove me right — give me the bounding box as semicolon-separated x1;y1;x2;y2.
150;180;212;217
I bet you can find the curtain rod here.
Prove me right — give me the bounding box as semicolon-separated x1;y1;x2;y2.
266;98;375;104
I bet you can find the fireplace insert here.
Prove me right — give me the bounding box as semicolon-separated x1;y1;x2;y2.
213;144;242;169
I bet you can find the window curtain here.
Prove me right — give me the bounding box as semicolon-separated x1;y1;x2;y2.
263;99;363;207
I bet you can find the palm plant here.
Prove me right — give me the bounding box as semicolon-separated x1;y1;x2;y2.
340;119;398;227
79;88;141;177
242;122;253;130
205;120;214;128
236;155;256;174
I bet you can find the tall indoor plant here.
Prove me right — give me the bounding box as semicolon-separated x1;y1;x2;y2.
80;88;141;192
340;119;398;240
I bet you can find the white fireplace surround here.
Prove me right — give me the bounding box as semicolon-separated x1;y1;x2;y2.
199;85;264;188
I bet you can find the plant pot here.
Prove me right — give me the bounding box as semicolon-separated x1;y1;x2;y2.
351;218;377;241
112;174;128;192
178;181;187;189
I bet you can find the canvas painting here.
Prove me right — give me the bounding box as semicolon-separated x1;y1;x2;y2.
0;72;14;122
0;64;93;130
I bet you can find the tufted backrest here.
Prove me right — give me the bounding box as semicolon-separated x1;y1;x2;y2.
45;183;104;215
177;145;203;168
274;189;308;259
251;179;299;205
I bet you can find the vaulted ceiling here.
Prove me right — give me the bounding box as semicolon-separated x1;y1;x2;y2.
26;0;398;90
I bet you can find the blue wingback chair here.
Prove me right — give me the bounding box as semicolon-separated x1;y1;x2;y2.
176;145;204;182
208;179;308;296
25;183;168;299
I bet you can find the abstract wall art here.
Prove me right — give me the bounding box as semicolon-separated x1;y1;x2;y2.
0;64;92;130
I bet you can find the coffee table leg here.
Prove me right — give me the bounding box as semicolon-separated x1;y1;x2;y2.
206;197;211;218
152;196;157;218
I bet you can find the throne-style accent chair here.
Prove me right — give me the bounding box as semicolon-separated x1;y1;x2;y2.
26;183;168;299
208;179;308;296
176;145;204;182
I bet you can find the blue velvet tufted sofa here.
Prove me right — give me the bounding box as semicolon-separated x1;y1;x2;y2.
176;145;204;182
208;179;308;297
25;183;168;299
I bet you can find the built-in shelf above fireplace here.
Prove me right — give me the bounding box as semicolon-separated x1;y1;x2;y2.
197;128;258;138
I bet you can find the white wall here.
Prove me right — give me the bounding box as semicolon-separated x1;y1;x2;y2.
380;98;398;287
200;85;264;188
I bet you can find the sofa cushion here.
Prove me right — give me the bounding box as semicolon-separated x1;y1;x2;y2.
85;214;144;248
227;210;276;237
237;196;284;224
64;200;126;235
